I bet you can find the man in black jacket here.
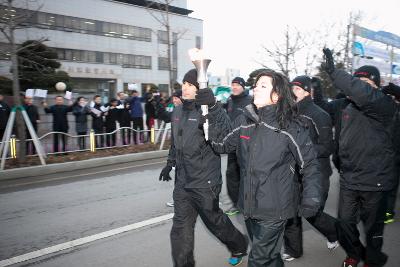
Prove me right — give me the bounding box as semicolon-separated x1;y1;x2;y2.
43;96;73;153
198;70;322;267
0;94;11;140
23;96;40;155
381;83;400;224
224;77;253;216
323;48;397;267
159;69;248;267
282;75;338;261
312;77;351;172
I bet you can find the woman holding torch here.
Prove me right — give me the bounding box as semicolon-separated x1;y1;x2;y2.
196;70;322;266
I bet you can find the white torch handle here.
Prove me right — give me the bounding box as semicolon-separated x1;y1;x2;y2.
201;104;209;140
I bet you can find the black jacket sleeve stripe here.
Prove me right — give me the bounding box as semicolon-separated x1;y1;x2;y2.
260;122;305;169
211;124;256;153
300;115;320;136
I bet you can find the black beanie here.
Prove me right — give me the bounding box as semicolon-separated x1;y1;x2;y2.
291;75;312;92
231;77;246;89
182;69;199;89
353;65;381;87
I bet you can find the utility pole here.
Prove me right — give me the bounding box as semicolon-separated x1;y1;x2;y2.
285;25;289;77
344;13;352;71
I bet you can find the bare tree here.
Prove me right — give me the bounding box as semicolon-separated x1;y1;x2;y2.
144;0;188;95
258;25;305;78
0;0;43;161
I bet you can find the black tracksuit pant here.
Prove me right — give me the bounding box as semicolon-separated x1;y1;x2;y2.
387;163;400;215
132;117;144;144
283;210;338;258
77;131;86;150
54;132;67;152
283;174;337;258
245;218;286;267
93;128;104;148
106;127;116;147
226;153;241;206
170;184;247;267
336;187;388;266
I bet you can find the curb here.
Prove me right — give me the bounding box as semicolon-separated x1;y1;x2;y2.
0;150;169;181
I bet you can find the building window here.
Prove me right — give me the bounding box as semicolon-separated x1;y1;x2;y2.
65;50;73;60
158;30;168;44
196;36;202;49
54;46;152;69
56;49;65;60
158;57;169;70
1;5;153;42
95;52;103;63
1;40;153;70
158;84;169;94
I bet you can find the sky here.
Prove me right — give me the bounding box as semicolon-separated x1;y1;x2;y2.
186;0;400;79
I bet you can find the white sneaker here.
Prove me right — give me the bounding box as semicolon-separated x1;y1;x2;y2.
327;240;339;250
281;253;295;261
166;200;174;207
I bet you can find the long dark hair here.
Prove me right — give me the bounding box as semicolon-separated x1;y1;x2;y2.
254;70;297;129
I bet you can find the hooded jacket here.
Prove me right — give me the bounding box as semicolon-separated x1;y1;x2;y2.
329;69;397;191
207;104;322;220
313;83;352;172
297;96;333;178
225;91;253;122
166;100;223;189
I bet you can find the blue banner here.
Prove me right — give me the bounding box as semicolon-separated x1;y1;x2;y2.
354;25;400;49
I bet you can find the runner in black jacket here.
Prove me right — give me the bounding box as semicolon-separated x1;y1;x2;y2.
282;76;338;261
224;77;253;215
312;76;351;171
159;69;248;267
322;48;398;267
198;70;322;267
381;83;400;224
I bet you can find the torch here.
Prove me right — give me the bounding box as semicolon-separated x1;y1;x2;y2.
188;48;211;140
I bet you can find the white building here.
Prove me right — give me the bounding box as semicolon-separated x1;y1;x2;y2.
0;0;203;99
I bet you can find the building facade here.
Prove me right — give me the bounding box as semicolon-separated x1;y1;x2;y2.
0;0;203;99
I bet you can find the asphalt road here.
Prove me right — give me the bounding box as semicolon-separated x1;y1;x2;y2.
0;156;399;267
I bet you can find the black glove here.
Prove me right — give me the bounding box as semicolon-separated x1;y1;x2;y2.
298;198;320;218
311;77;322;91
322;48;335;75
382;82;400;100
159;165;173;181
195;88;216;106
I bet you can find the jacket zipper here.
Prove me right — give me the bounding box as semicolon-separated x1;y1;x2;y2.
248;123;259;217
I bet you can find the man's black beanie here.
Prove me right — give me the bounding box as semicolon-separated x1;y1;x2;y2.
231;77;246;89
291;75;312;92
353;65;381;87
182;69;199;89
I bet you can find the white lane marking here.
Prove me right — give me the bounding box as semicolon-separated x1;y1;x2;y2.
1;161;166;188
0;213;174;267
